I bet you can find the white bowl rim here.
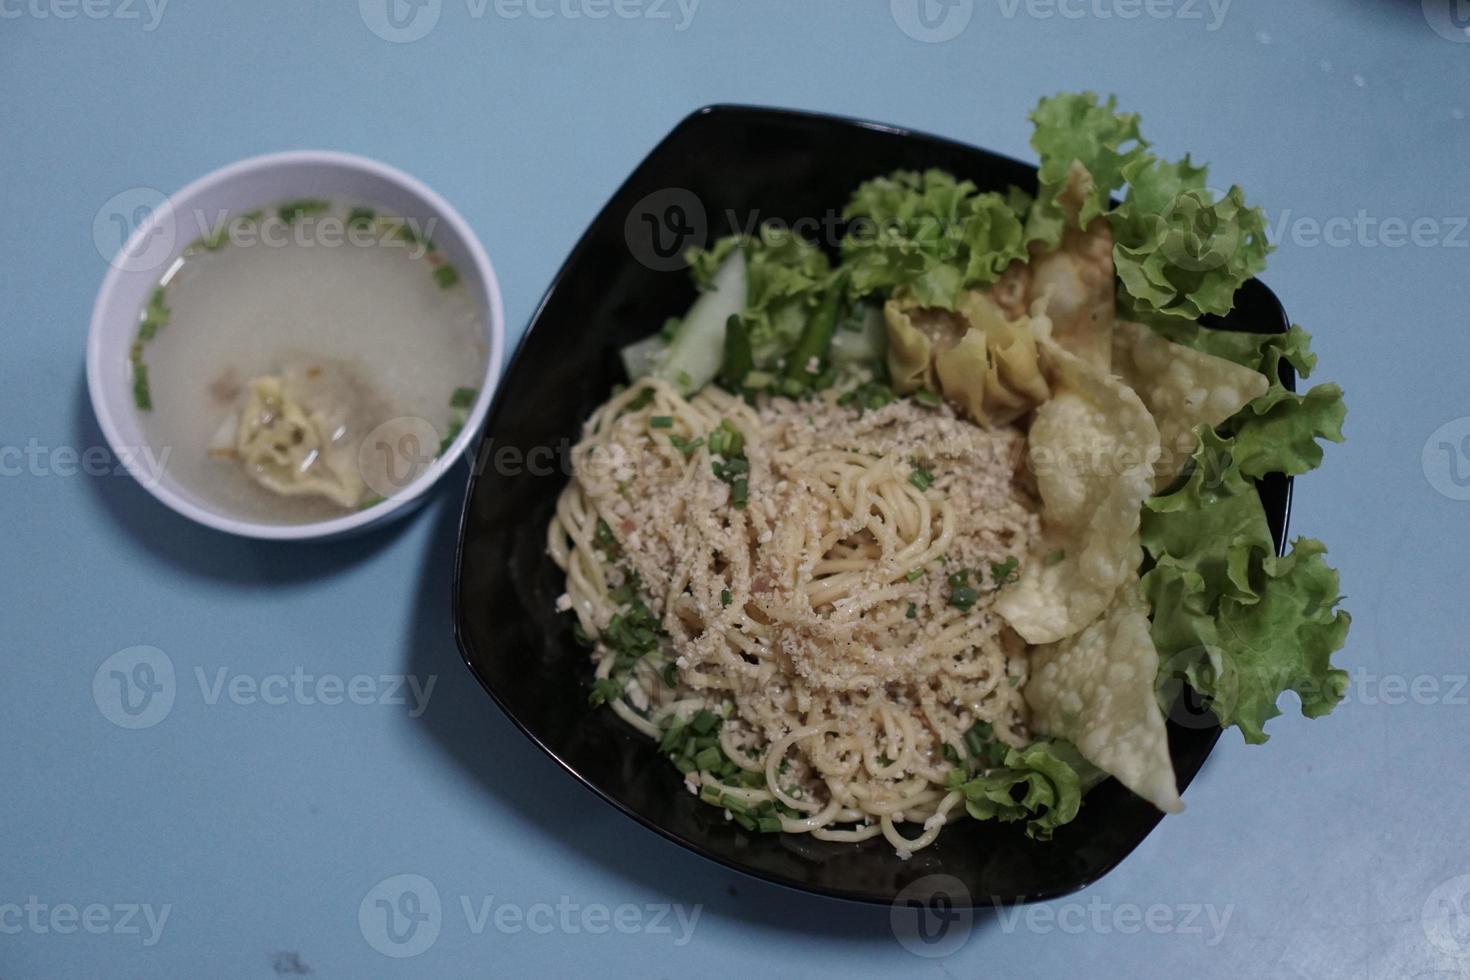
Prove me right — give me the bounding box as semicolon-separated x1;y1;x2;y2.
85;149;506;541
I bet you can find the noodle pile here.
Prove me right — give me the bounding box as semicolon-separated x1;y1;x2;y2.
548;378;1041;853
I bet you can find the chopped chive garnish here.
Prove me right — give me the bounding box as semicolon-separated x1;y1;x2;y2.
906;602;917;619
990;556;1020;588
690;709;720;735
346;206;376;229
949;586;978;611
661;661;679;687
450;386;478;409
730;478;748;509
438;420;464;455
947;569;970;588
277;199;328;224
721;589;732;608
838;381;898;416
668;434;704;456
908;466;934;491
1045;549;1067;566
593;518;621;559
913;388;942;407
358;495;385;511
626;386;655;411
433;264;460;289
905;568;925;582
130;359;152;411
588;677;623;707
571;620;593;647
649;416;674;429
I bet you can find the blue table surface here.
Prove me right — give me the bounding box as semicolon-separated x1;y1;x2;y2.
4;1;1469;977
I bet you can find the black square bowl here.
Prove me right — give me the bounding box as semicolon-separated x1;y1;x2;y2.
452;105;1294;907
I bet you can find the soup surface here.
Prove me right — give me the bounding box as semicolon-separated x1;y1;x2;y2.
131;203;486;524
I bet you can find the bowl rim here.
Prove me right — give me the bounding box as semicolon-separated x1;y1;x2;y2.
86;149;505;541
452;102;1295;906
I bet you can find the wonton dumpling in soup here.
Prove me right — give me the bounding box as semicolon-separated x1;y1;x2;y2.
213;360;387;509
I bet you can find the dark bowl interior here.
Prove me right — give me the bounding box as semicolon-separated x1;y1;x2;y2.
452;104;1294;907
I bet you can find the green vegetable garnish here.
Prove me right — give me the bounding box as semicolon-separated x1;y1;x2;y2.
990;556;1020;588
277;199;329;225
784;270;848;389
649;416;674;429
668;434;703;456
346;206;376;230
946;740;1100;841
908;465;934;491
433;264;460;289
949;586;978;611
593;518;621;559
720;589;733;608
840;170;1028;309
904;568;925;582
719;315;755;393
450;386;478;409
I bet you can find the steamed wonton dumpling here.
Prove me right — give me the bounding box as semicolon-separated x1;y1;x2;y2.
231;362;374;509
884;290;1049;425
1024;161;1117;370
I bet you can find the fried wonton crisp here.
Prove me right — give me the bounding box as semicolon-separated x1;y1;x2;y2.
1025;575;1184;814
1111;320;1269;488
995;339;1159;644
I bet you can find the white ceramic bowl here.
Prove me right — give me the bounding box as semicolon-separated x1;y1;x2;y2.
86;151;505;540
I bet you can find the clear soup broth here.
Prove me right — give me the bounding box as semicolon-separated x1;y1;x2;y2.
130;201;486;524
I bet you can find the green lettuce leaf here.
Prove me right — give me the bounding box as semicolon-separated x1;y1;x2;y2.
1137;320;1350;743
1230;382;1347;479
839;169;1028;309
1027;92;1269;320
686;227;832;370
945;740;1096;840
1028;91;1150;240
1112;182;1272;321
